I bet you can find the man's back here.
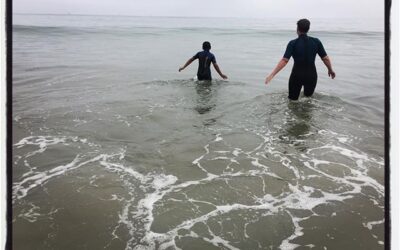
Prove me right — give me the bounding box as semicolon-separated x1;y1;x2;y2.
284;35;327;66
178;41;227;80
265;19;335;100
193;50;216;80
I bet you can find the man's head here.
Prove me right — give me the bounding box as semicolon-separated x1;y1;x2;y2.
202;41;211;51
297;19;310;34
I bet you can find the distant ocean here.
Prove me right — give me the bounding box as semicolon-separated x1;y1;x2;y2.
13;14;385;249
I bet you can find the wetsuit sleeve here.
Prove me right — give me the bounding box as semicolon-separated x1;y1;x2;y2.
283;41;294;59
211;54;216;64
192;52;200;59
317;39;328;58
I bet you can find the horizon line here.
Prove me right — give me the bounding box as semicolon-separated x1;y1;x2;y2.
12;12;380;20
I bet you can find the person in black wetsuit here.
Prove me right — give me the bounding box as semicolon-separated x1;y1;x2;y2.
179;41;228;81
265;19;336;100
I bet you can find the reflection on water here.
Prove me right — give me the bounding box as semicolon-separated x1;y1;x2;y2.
286;100;313;137
280;99;315;152
194;81;216;115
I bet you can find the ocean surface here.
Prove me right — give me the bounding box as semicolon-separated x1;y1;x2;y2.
12;14;385;250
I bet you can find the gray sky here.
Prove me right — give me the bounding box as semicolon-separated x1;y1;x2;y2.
14;0;384;19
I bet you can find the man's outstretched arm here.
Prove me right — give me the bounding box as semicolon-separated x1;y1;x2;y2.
212;62;228;79
265;58;288;84
179;58;195;72
321;56;336;79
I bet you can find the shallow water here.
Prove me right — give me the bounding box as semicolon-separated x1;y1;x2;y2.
13;15;384;249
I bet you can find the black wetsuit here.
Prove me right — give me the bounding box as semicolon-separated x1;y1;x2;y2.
283;34;327;100
192;50;216;81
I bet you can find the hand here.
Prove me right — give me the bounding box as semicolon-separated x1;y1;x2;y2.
265;75;273;85
179;67;184;72
221;74;228;80
328;70;336;79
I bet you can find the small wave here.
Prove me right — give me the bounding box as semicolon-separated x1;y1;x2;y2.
13;24;383;38
13;24;81;35
138;79;245;86
13;24;165;37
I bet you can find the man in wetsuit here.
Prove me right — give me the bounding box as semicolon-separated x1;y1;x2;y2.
179;41;228;80
265;19;336;100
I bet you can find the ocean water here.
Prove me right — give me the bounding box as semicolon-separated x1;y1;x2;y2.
12;14;385;249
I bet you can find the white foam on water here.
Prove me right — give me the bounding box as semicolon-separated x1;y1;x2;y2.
232;148;242;157
201;233;241;250
18;202;60;224
109;194;124;202
18;203;41;223
14;135;101;160
120;140;288;248
114;202;134;240
73;117;88;127
303;145;384;196
152;174;178;189
125;131;361;248
192;143;219;178
135;174;178;231
13;147;127;200
99;160;147;183
210;156;240;165
13;155;81;200
14;115;22;122
14;135;69;157
318;129;338;136
303;159;383;199
14;118;384;249
215;150;230;154
279;213;301;250
76;124;386;249
214;133;223;142
363;219;385;230
309;144;377;164
115;114;132;127
130;185;183;248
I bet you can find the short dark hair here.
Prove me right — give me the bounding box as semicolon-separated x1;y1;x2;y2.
297;19;310;33
202;41;211;51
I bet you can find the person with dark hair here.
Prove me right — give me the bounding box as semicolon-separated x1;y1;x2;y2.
179;41;228;81
265;19;336;100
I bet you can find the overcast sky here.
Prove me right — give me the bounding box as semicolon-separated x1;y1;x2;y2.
14;0;384;19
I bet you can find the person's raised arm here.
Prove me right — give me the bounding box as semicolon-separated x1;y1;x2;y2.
179;57;195;72
212;62;228;79
265;58;289;85
321;56;336;79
